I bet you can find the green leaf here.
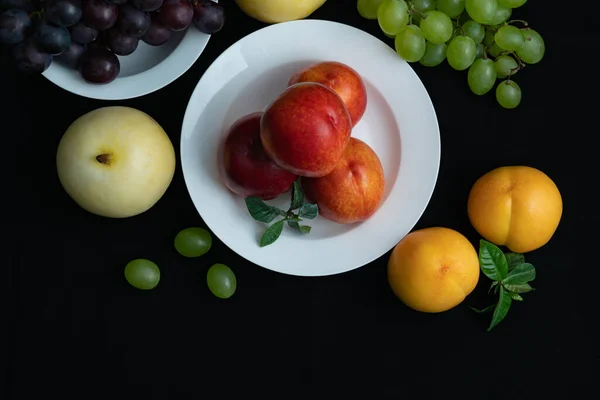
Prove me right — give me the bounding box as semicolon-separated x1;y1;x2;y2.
479;240;508;281
503;263;536;285
488;281;499;293
260;220;285;247
298;203;318;219
245;197;285;223
287;221;312;234
509;292;524;301
289;181;304;210
502;282;534;294
471;304;496;314
488;286;512;331
505;252;525;271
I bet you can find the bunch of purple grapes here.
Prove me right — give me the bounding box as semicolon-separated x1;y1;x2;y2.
0;0;224;84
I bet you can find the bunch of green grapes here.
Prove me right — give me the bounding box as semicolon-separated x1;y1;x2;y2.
357;0;545;109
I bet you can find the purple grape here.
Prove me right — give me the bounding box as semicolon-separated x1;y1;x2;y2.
107;26;138;55
0;8;31;44
12;38;52;73
141;17;170;46
71;21;97;43
1;0;34;12
156;0;192;31
116;4;150;37
82;0;117;31
34;20;71;55
55;41;86;68
191;0;224;34
80;47;120;84
45;0;83;27
131;0;162;12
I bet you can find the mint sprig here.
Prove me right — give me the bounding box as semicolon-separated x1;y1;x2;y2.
471;240;537;331
245;181;318;247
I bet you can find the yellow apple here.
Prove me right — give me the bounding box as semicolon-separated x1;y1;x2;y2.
56;106;176;218
235;0;327;24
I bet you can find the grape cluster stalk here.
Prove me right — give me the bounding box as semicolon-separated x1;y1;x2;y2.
0;0;225;84
357;0;545;109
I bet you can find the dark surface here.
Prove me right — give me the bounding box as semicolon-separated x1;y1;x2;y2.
3;1;598;398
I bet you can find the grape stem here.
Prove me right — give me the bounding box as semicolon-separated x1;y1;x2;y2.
509;51;527;68
507;19;529;27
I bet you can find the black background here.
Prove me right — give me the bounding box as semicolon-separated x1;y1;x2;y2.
3;0;598;398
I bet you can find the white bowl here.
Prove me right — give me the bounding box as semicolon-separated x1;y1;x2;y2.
42;5;216;100
181;20;441;277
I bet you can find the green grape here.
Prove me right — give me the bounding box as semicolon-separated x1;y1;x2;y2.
395;24;426;62
494;25;524;51
174;227;212;258
465;0;498;24
412;13;422;25
487;4;511;25
494;55;518;78
420;10;453;44
496;80;521;109
498;0;526;8
446;35;476;70
516;29;545;64
467;58;496;95
207;263;237;299
475;43;484;59
419;41;447;66
437;0;465;18
412;0;436;13
483;29;495;45
378;0;409;36
462;20;484;43
458;10;472;25
488;42;504;57
358;0;384;19
125;259;160;290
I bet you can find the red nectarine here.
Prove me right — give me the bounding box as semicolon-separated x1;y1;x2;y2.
302;137;385;224
288;61;367;127
219;112;297;200
260;82;352;178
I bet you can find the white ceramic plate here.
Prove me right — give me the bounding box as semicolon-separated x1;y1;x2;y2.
181;20;440;277
43;2;217;100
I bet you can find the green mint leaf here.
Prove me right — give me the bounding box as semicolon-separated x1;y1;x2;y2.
502;263;536;285
488;286;512;331
505;252;525;271
245;197;285;223
298;203;318;219
502;282;534;294
260;220;285;247
509;292;524;301
470;304;496;314
479;240;508;281
488;281;499;293
287;221;312;233
289;181;304;210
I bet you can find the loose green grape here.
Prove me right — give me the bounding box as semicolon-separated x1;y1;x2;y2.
125;259;160;290
496;80;521;109
437;0;465;18
487;4;511;25
395;24;426;62
174;227;212;258
446;35;476;70
462;20;484;43
483;29;495;45
465;0;498;24
419;10;453;44
419;41;447;66
378;0;409;36
516;29;544;64
494;25;524;51
467;58;497;95
358;0;384;19
494;55;518;78
488;42;504;58
207;263;237;299
498;0;526;8
475;43;484;59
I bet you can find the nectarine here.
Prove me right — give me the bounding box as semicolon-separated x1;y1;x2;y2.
288;61;367;127
219;112;297;200
301;137;385;224
260;82;352;178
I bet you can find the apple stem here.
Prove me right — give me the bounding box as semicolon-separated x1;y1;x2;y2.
96;154;112;165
